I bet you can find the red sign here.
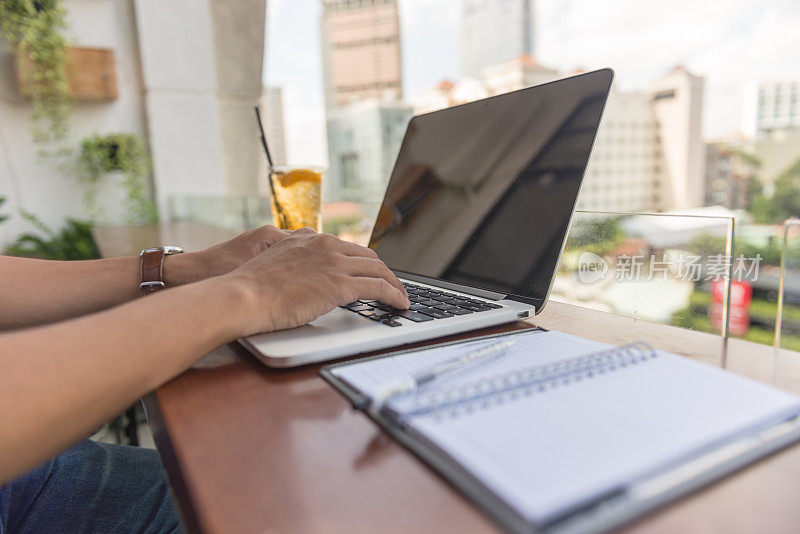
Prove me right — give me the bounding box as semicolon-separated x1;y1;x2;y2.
709;279;752;336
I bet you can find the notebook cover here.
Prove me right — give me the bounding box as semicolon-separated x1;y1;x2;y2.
320;328;800;534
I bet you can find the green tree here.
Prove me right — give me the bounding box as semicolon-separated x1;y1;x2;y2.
687;233;727;257
749;155;800;224
771;156;800;219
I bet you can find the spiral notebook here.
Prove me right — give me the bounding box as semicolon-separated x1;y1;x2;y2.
321;328;800;534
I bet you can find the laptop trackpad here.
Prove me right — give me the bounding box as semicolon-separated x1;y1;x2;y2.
243;307;394;359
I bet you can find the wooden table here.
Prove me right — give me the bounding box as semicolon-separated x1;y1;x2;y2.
94;223;800;534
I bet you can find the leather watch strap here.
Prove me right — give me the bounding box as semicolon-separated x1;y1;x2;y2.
140;248;166;295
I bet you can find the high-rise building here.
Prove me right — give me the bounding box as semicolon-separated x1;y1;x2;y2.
581;67;705;212
326;99;413;202
413;63;706;212
321;0;405;202
756;81;800;137
704;142;758;210
460;0;536;78
320;0;402;111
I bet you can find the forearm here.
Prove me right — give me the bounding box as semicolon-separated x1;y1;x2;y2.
0;276;250;483
0;253;203;329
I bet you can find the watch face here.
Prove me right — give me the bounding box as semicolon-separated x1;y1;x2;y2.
162;246;185;255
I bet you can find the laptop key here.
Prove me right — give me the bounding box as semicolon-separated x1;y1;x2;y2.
409;303;428;310
459;304;490;312
450;307;473;315
483;302;503;309
391;309;434;322
347;305;373;312
419;299;439;306
383;320;402;327
434;303;458;311
417;308;454;319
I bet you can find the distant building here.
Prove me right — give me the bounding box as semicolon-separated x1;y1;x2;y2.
414;62;705;213
579;88;665;212
258;86;287;166
320;0;402;111
320;0;404;200
413;80;457;115
581;66;705;212
757;81;800;138
460;0;536;78
481;54;559;96
711;129;800;197
704;142;758;210
326;99;413;202
413;55;558;115
752;129;800;195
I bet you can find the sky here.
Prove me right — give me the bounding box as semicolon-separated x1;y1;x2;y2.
265;0;800;166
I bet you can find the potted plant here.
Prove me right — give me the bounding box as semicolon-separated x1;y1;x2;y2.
5;211;100;260
75;133;158;224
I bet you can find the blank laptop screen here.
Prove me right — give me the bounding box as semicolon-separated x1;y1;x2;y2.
368;69;613;307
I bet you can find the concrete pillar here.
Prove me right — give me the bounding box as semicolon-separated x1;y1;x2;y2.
210;0;267;196
133;0;266;215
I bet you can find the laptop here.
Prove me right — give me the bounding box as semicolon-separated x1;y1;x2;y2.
240;68;613;367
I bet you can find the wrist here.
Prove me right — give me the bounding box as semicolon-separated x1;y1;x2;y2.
200;275;261;340
163;251;205;286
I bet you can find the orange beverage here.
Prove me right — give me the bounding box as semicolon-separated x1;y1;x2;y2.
267;166;324;230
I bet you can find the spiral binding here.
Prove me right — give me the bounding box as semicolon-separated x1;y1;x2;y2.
401;341;657;420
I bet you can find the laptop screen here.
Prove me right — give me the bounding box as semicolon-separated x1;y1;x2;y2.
369;69;613;308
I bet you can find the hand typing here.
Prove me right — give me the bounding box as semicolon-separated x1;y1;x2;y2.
225;227;410;335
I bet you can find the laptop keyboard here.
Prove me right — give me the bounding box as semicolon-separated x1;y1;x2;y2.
340;282;503;327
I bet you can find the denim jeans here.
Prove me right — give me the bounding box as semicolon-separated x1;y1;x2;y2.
0;439;180;533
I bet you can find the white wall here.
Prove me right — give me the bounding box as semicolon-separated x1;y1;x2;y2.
0;0;148;248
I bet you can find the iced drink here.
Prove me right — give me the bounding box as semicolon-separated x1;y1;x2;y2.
268;166;323;230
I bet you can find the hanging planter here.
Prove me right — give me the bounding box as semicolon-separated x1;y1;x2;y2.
0;0;71;145
16;46;118;102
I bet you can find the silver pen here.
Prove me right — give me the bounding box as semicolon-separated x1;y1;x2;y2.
372;340;516;409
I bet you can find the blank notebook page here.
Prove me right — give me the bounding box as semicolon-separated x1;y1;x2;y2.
331;330;800;526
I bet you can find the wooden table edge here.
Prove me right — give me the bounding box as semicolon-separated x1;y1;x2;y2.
143;390;206;534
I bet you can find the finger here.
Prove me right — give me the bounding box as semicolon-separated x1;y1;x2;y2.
258;225;292;246
349;276;409;310
324;235;379;259
293;227;318;236
340;256;406;297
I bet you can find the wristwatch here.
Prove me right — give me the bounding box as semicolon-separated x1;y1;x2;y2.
139;246;184;295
